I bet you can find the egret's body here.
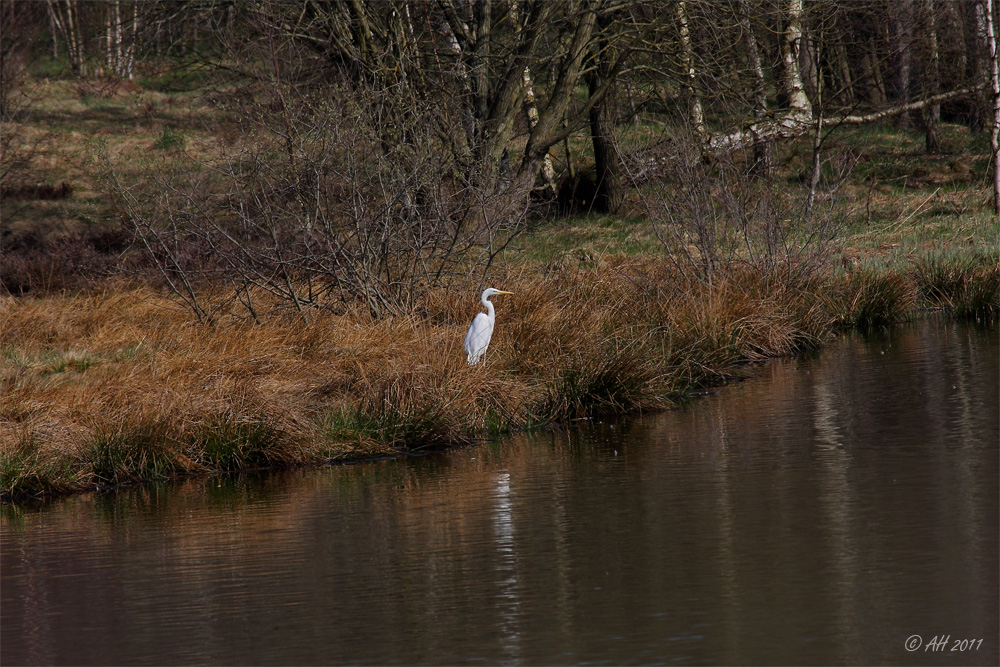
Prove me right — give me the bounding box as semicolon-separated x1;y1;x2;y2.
464;288;513;365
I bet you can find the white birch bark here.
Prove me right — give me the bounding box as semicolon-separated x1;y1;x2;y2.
48;3;59;58
106;2;114;75
985;0;1000;213
67;0;84;76
124;2;138;80
708;86;986;156
805;29;824;220
114;1;123;77
674;1;706;142
781;0;812;121
706;0;983;161
48;0;85;76
510;1;555;195
522;67;557;195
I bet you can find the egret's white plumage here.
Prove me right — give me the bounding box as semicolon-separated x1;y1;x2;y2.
464;288;513;365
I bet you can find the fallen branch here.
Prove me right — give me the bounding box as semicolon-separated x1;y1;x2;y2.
707;85;986;157
834;86;987;125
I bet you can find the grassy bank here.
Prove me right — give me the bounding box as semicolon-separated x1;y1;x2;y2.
2;254;997;501
3;78;998;501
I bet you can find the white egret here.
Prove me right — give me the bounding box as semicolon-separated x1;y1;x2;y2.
464;288;514;365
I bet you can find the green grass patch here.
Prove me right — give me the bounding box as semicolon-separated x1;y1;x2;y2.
521;214;659;263
86;423;179;486
195;415;283;470
39;350;99;375
139;65;214;93
0;438;84;499
26;56;72;79
484;408;513;439
0;348;101;377
321;403;456;451
154;128;185;150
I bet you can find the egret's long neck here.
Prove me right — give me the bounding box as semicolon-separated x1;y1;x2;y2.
482;295;495;320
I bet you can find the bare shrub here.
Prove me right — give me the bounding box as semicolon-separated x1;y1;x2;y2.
102;79;530;321
629;128;842;284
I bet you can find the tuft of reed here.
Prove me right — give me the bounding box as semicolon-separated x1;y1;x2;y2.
86;422;181;486
1;436;85;498
194;414;286;470
834;266;916;329
913;253;1000;322
540;339;660;420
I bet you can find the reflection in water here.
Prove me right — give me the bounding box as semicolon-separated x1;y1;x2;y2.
492;472;521;663
2;319;998;666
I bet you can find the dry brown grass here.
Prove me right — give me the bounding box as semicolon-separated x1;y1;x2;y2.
3;260;871;498
7;247;996;501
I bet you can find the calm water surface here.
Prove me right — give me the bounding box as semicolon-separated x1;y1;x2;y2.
2;318;998;665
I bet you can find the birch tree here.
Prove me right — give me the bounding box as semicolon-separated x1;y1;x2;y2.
889;0;916;127
674;0;705;142
46;0;86;77
922;0;941;152
985;0;1000;213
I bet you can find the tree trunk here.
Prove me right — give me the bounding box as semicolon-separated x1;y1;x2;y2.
740;0;771;176
924;0;941;153
585;13;624;214
48;3;59;59
587;79;623;214
805;26;824;221
703;2;982;159
66;0;84;76
124;2;138;80
512;0;556;197
469;0;491;159
708;86;984;156
985;0;1000;213
105;2;114;76
518;5;596;181
834;41;854;107
861;38;887;107
889;0;916;127
674;1;706;142
114;0;122;76
523;66;558;196
780;0;812;121
48;0;86;77
967;0;990;132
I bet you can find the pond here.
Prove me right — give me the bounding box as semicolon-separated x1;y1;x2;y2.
2;317;997;665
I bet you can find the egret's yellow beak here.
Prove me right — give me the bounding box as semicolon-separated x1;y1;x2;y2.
496;290;514;295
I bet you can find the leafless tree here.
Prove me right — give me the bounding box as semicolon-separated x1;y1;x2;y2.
102;56;530;318
46;0;87;76
81;0;995;320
